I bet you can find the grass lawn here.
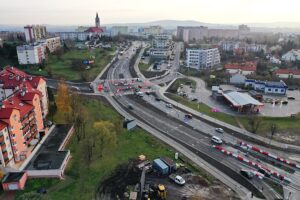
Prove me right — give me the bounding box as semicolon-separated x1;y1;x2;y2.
20;47;115;81
139;62;150;72
15;96;214;200
166;93;300;139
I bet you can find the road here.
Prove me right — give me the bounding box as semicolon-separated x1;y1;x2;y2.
47;40;300;199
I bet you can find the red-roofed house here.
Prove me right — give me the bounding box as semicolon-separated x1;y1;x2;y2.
274;69;300;79
224;62;257;75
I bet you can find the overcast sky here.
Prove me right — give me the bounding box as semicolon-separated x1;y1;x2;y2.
0;0;299;25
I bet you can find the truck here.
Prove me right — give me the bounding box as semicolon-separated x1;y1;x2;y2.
169;174;186;185
153;159;169;175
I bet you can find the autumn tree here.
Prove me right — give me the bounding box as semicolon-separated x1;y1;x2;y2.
56;81;72;115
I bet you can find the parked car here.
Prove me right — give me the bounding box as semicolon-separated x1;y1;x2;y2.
215;128;224;133
166;103;173;108
169;174;186;185
128;104;134;110
240;169;254;179
258;168;271;177
288;96;296;100
155;97;161;101
211;136;223;144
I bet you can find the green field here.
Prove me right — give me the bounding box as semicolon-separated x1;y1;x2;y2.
139;62;150;72
14;96;214;200
166;93;300;140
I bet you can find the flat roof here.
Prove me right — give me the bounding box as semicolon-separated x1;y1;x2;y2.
25;124;72;170
2;172;25;183
223;91;263;107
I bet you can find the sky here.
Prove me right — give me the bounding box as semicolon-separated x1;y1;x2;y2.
0;0;300;25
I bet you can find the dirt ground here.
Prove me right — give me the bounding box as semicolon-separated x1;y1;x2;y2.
96;160;240;200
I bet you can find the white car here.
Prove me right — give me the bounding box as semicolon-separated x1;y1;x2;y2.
166;103;173;108
215;128;224;133
169;174;186;185
211;136;223;144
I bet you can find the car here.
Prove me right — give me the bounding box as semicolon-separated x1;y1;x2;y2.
169;174;186;185
211;136;223;144
258;168;271;177
128;104;134;110
145;91;151;95
166;103;173;108
184;113;193;119
191;98;198;102
288;96;296;100
136;91;144;97
155;97;161;101
240;169;254;179
215;128;224;133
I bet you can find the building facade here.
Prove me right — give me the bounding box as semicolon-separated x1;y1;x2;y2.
110;26;129;36
281;49;300;62
224;62;257;75
275;69;300;79
24;25;47;43
245;79;287;95
0;67;48;167
186;48;221;70
17;44;45;65
39;37;61;53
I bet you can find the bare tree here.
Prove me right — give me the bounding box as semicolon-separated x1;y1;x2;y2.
248;116;262;134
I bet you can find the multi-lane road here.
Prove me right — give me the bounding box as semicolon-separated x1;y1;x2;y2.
47;41;300;200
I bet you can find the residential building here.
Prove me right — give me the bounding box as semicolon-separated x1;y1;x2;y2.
55;32;90;41
186;48;221;70
177;25;250;42
16;44;45;65
110;26;129;36
245;79;287;95
144;26;163;36
224;62;257;75
39;37;61;53
274;69;300;79
281;49;300;62
220;41;266;53
24;25;47;43
269;56;282;65
0;67;49;167
230;73;246;85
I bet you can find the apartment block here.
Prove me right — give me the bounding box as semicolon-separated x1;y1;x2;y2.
24;25;47;43
186;48;221;70
110;26;129;37
0;67;48;167
39;37;61;53
16;44;45;65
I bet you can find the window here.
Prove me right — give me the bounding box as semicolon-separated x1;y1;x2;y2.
268;89;271;92
275;89;278;92
281;89;284;92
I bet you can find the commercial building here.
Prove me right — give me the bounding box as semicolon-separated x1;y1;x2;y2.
16;44;45;65
230;74;246;85
245;79;288;95
24;25;47;43
152;34;171;49
186;48;221;70
224;62;257;75
0;67;48;167
110;26;129;36
281;49;300;62
149;48;169;58
274;69;300;79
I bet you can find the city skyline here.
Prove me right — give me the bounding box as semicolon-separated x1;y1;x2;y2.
1;0;300;26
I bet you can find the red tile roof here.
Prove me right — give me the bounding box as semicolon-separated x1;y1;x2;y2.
0;66;43;90
85;27;103;33
0;108;15;119
0;121;7;130
224;62;257;72
2;95;33;117
275;69;300;75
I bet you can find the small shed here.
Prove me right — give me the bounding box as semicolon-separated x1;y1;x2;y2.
161;157;176;173
153;159;169;175
2;172;28;191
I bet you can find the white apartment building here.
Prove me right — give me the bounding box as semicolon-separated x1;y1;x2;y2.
17;44;45;65
55;32;90;41
110;26;129;36
152;34;171;49
150;48;169;58
186;48;221;70
24;25;47;43
221;41;266;53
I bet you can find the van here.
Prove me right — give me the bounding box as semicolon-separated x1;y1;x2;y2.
211;136;223;144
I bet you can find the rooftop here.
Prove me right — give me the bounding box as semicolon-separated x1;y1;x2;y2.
2;172;26;183
275;69;300;75
25;124;72;170
223;91;263;107
225;62;257;71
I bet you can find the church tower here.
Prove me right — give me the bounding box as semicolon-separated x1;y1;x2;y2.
95;12;100;28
